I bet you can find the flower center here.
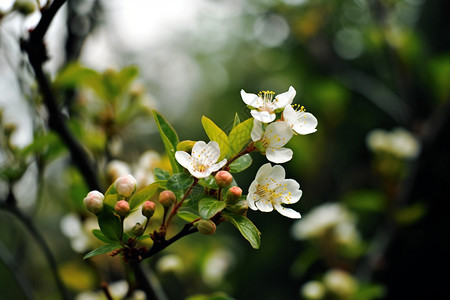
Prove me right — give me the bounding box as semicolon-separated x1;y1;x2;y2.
255;180;282;203
292;104;306;112
258;90;276;111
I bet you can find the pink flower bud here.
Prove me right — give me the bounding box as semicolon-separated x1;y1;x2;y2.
226;186;243;204
83;190;104;215
197;219;216;235
115;200;130;217
114;174;137;197
159;190;176;207
215;171;233;188
142;201;156;218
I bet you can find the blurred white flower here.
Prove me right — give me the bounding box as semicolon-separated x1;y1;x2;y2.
301;281;326;300
252;120;294;163
75;280;145;300
241;86;296;123
134;150;161;189
323;269;358;299
366;127;420;159
155;254;185;274
106;160;131;182
247;163;302;218
291;203;360;246
175;141;226;178
60;214;99;253
202;249;235;287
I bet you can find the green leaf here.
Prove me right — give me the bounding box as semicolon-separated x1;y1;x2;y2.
201;116;230;161
154;168;170;180
177;210;201;223
152;110;182;173
229;154;252;173
232;113;241;129
92;229;116;243
222;211;261;249
198;198;226;220
228;118;253;157
98;212;123;241
83;243;122;260
167;173;194;193
129;182;161;211
104;181;117;197
198;176;219;189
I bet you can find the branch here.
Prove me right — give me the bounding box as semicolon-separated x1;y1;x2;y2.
22;0;101;191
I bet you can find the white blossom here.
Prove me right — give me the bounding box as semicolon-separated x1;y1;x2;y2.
252;120;293;163
366;127;420;159
241;86;296;123
175;141;227;178
283;104;318;135
247;163;302;219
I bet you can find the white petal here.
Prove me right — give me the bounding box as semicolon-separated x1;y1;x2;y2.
293;112;318;135
274;204;301;219
241;90;261;106
282;104;297;127
266;147;293;164
209;158;227;172
191;141;208;158
254;163;273;180
251;110;276;123
273;86;296;109
175;151;193;170
251;119;264;141
255;200;273;212
270;165;286;181
246;193;258;210
264;121;293;147
189;169;210;178
204;141;221;164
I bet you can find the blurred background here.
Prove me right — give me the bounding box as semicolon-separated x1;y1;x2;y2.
1;0;449;299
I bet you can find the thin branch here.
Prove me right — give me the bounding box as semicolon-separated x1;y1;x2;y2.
21;0;101;191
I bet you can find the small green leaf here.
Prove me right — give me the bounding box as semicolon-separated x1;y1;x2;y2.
98;212;123;241
222;211;261;249
198;198;226;220
129;182;161;211
153;110;182;173
177;210;201;222
83;243;122;260
198;176;219;189
201;116;230;161
92;229;116;243
228;118;253;157
154;168;170;181
229;154;252;173
167;173;194;193
232;113;241;129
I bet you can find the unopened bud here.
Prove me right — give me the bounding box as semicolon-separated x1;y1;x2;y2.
131;223;144;237
159;190;176;207
83;190;104;215
227;200;248;215
115;200;130;217
13;0;36;16
142;201;156;218
215;171;233;188
197;219;216;235
226;186;242;204
114;174;137;197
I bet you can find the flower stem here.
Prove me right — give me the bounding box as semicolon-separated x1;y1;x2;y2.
164;178;198;231
223;143;256;169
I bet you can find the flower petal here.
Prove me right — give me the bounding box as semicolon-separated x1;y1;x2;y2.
270;165;286;181
266;147;293;164
251;110;276;123
247;190;258;211
209;158;227;172
175;151;193;170
273;203;301;219
273;86;296;109
264;121;293;147
241;90;261;106
191;141;207;159
292;112;318;135
255;199;273;212
254;162;273;180
203;141;221;164
251;119;264;141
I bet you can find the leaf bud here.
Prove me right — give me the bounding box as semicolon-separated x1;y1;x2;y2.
142;201;156;218
158;190;176;207
115;200;130;217
176;140;196;152
215;171;233;188
226;186;242;204
196;219;216;235
114;174;137;197
13;0;36;16
83;190;104;215
131;223;145;237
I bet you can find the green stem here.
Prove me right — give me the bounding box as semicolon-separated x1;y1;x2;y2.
223;143;256;169
164;178;198;230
